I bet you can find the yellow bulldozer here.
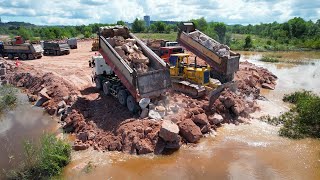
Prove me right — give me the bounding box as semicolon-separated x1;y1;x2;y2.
168;53;220;97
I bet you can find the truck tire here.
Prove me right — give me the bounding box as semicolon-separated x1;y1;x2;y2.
66;50;70;55
7;54;14;60
127;95;138;113
20;53;27;60
103;81;111;95
117;90;127;106
56;51;61;56
28;54;34;60
95;78;102;90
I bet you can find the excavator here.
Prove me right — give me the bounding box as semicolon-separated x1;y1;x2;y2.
168;22;240;102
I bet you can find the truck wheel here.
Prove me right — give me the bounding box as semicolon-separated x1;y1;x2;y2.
127;95;138;113
95;78;102;90
56;51;61;56
7;54;14;60
117;90;127;106
20;53;27;60
103;81;111;95
28;54;34;60
66;50;70;55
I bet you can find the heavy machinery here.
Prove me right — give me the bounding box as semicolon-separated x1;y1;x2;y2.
168;53;212;97
91;38;99;51
0;41;42;60
177;22;240;83
67;38;77;49
159;46;184;63
43;42;70;56
12;36;24;45
91;26;171;112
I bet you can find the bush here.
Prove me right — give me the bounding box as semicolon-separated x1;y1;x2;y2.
259;56;279;63
6;134;71;179
261;90;320;139
0;85;17;113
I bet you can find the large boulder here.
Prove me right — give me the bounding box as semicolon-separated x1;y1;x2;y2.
208;113;224;125
135;139;153;155
192;113;209;125
178;119;202;143
159;120;179;142
262;83;275;90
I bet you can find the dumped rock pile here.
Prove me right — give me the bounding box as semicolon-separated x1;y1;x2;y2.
100;26;150;73
236;61;278;98
188;30;231;58
5;61;78;115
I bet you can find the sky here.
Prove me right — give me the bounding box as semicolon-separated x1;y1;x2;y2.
0;0;319;25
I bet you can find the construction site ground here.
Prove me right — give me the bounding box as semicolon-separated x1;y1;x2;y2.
3;39;278;155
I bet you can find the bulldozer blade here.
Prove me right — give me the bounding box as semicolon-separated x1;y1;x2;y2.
172;80;206;98
208;81;237;108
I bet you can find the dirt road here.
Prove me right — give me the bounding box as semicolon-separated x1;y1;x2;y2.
23;40;94;90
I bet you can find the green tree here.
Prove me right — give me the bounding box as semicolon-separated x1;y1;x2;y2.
153;21;167;33
117;20;125;25
18;27;32;40
213;22;227;43
132;18;145;33
288;17;307;38
244;35;253;49
190;17;207;31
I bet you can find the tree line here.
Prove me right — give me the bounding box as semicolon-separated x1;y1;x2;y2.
0;17;319;50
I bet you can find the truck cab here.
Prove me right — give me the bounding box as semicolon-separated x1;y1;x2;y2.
160;46;184;63
14;36;24;45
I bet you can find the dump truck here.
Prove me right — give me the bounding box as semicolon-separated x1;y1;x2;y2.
0;42;42;60
67;38;77;49
43;42;70;56
177;22;240;83
91;26;171;112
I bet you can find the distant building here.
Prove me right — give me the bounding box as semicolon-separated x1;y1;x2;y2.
144;15;150;27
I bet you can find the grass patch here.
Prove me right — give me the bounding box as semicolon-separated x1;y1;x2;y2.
259;56;280;63
0;85;17;114
5;133;71;180
260;90;320;139
135;32;177;41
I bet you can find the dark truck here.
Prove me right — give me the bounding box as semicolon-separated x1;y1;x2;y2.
43;42;70;56
95;26;171;112
0;42;42;60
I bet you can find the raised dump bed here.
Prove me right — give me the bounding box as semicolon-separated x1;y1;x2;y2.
96;26;171;112
177;22;240;82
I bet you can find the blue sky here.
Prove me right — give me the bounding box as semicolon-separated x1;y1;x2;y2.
0;0;319;25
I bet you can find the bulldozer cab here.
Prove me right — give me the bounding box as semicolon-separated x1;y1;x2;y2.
169;53;190;77
169;53;211;85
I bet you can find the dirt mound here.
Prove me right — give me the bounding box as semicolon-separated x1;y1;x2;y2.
6;61;78;113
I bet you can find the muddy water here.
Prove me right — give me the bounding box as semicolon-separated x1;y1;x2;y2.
63;52;320;180
0;92;59;173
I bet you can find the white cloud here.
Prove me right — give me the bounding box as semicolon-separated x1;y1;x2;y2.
0;0;319;25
